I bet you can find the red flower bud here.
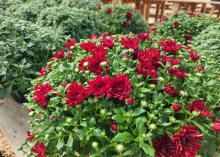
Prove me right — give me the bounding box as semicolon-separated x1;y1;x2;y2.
111;121;118;132
126;97;134;105
211;119;220;133
172;103;181;112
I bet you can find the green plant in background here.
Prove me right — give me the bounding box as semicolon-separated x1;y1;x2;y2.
21;33;219;157
61;0;101;11
192;23;220;68
0;15;68;101
0;0;22;11
37;6;104;41
99;4;147;35
157;11;218;44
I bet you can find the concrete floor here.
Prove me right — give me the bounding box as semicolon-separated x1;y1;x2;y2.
0;96;28;157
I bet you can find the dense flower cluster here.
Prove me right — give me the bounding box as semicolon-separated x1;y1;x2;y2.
23;33;219;157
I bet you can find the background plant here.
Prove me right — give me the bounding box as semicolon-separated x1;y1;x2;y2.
22;33;220;157
61;0;101;11
99;4;147;34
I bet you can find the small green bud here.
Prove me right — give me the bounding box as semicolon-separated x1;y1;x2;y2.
141;100;147;107
180;91;188;96
100;109;106;115
66;118;72;123
169;116;176;123
158;77;164;81
92;142;98;148
74;68;79;72
83;62;89;67
195;73;203;77
115;144;124;153
100;61;107;67
29;111;34;116
192;111;200;117
149;84;156;88
149;124;156;130
137;75;143;79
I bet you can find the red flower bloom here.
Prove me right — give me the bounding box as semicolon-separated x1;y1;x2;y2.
111;121;118;132
34;83;52;108
121;36;140;50
79;57;90;71
137;32;152;41
122;54;130;60
196;66;204;72
88;57;108;74
64;39;76;49
66;81;89;107
153;135;177;157
87;75;110;98
101;38;115;49
53;50;64;59
172;103;181;112
173;21;180;28
162;57;182;65
167;67;187;79
126;97;134;105
27;131;34;142
107;74;132;101
89;34;99;39
31;142;47;157
172;125;203;157
184;34;193;41
122;21;129;27
160;16;167;22
160;40;182;54
105;8;112;14
188;100;215;117
60;83;68;88
39;66;51;77
80;42;97;52
190;51;200;61
125;11;132;19
164;83;180;97
211;119;220;133
188;12;196;17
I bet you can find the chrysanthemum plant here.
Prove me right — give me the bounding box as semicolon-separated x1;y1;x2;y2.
22;32;220;157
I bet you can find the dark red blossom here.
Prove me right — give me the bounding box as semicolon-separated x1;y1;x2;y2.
80;42;97;52
188;12;196;17
153;135;177;157
164;83;179;97
137;32;152;41
172;103;181;112
39;66;51;76
101;38;115;49
122;21;129;27
34;83;52;108
79;57;90;71
126;97;134;105
66;81;89;107
87;75;110;98
105;8;112;14
211;119;220;133
64;39;76;48
167;67;187;79
31;142;47;157
160;15;168;22
172;125;203;157
184;34;193;41
89;34;99;39
190;51;200;61
111;121;118;132
107;74;132;101
60;83;68;88
53;50;64;59
125;11;132;19
188;100;215;117
121;37;140;50
160;40;182;54
88;57;108;74
196;66;204;72
162;57;183;65
27;131;34;142
173;21;180;28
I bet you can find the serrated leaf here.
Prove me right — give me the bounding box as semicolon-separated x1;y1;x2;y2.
66;134;73;148
135;117;146;134
139;142;155;157
112;132;134;144
57;138;64;150
132;109;146;117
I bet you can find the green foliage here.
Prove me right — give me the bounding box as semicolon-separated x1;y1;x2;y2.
157;11;218;43
0;15;68;99
37;6;104;41
192;24;220;68
99;4;147;34
22;34;219;156
0;0;22;11
61;0;101;10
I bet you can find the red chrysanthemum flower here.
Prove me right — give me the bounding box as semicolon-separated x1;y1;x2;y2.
80;42;97;52
172;103;181;112
162;57;183;65
111;121;118;132
88;57;108;74
190;51;200;61
34;83;52;108
100;38;115;49
31;142;47;157
64;39;76;49
173;21;180;28
196;66;204;72
79;57;90;71
172;125;203;157
153;135;177;157
107;74;132;101
87;75;110;98
184;34;193;41
211;119;220;133
167;67;187;79
66;81;89;107
125;11;132;19
39;66;52;77
188;100;215;117
160;40;182;54
27;131;34;142
89;34;99;40
105;8;112;14
137;32;152;41
53;50;64;59
164;83;180;97
122;21;129;27
121;36;140;50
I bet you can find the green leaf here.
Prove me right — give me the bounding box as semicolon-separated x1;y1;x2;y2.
57;138;64;150
135;117;146;134
66;134;73;148
139;142;155;157
132;109;146;117
207;80;216;86
112;132;134;144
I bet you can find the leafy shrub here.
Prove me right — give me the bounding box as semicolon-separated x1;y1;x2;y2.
61;0;101;11
22;33;220;157
37;6;104;41
99;4;147;34
0;0;22;11
192;24;220;68
157;12;217;44
0;16;68;100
